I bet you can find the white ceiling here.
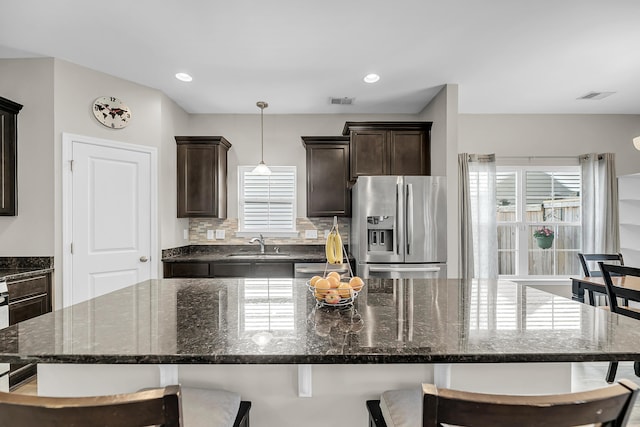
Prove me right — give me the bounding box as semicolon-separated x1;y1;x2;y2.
1;0;639;115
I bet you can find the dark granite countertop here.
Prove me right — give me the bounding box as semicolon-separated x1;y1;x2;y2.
2;278;640;365
161;245;351;263
0;257;54;281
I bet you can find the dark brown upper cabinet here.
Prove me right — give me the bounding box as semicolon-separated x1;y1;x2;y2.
342;121;432;180
0;96;23;216
302;136;351;217
176;136;231;218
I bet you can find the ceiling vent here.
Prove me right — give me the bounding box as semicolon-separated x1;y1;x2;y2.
577;91;615;100
330;97;355;105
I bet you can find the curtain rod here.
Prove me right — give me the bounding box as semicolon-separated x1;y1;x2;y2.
496;155;578;159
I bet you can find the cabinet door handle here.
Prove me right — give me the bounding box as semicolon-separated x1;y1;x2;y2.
140;256;149;263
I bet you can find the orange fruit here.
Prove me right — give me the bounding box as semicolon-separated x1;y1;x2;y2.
327;275;340;289
337;282;353;298
327;271;341;281
310;275;322;286
349;276;364;292
314;279;331;296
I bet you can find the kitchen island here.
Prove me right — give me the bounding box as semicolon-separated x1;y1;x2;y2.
1;277;639;426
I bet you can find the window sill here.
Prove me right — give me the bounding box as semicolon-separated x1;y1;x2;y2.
236;231;299;238
500;276;573;283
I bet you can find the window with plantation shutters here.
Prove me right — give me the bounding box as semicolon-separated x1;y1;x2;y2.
238;166;297;233
496;165;581;276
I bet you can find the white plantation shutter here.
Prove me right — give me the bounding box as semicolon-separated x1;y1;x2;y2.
239;166;296;232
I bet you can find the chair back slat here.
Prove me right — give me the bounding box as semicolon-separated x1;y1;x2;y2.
421;379;638;427
579;253;625;277
0;385;182;427
599;262;640;320
579;253;624;277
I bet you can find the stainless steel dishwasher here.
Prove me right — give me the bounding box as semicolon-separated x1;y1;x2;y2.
293;262;350;278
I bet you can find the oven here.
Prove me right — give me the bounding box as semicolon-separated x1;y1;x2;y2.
0;281;9;392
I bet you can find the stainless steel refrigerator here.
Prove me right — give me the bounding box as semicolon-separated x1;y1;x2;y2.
351;176;446;278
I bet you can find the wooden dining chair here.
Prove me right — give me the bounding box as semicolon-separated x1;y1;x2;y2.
578;253;625;306
367;379;639;427
0;384;251;427
599;261;640;383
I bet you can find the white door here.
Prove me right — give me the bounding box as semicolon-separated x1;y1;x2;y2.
65;136;155;307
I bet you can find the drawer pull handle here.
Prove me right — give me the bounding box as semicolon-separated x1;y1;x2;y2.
8;293;46;305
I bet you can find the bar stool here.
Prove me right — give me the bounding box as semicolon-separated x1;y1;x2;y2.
0;384;251;427
367;380;638;427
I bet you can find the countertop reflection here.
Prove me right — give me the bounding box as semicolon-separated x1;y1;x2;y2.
0;278;637;365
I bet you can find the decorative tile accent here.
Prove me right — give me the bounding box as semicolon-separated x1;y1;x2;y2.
189;217;350;245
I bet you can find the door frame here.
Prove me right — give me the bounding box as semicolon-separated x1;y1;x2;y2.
62;133;158;308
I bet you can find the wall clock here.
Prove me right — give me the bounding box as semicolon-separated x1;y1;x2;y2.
92;96;132;129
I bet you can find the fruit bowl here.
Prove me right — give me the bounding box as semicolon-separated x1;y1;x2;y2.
306;272;365;308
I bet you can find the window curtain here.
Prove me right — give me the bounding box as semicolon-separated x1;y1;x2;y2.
459;153;498;279
580;153;619;254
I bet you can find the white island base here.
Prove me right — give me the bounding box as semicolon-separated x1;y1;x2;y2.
38;363;572;427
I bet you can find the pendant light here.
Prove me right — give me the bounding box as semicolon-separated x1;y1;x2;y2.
252;101;271;175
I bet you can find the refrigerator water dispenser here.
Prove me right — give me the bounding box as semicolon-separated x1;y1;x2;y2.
367;216;394;252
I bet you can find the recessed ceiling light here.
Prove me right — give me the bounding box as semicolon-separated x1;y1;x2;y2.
363;73;380;83
175;72;193;82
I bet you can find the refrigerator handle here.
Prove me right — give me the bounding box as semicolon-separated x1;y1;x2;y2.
407;183;413;255
396;183;402;255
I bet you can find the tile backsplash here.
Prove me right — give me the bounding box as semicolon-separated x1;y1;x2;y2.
189;217;350;245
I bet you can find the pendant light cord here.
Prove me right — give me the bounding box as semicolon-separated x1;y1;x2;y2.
261;105;264;162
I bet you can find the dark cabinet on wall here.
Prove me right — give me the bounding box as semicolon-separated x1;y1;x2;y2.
0;97;23;216
301;136;351;217
176;136;231;218
342;121;432;180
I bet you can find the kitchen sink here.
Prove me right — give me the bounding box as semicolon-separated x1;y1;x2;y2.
225;253;290;258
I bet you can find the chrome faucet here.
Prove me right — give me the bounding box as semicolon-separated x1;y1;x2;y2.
249;234;266;253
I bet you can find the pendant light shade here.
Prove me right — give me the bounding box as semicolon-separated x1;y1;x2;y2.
252;101;271;175
634;136;640;151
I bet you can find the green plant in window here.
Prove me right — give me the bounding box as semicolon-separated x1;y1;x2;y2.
533;226;554;249
533;226;554;238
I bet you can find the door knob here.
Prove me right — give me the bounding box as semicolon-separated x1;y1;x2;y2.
140;256;149;262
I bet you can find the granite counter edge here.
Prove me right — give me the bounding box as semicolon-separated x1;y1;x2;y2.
0;352;631;365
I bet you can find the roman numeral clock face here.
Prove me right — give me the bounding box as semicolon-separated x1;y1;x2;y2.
92;96;132;129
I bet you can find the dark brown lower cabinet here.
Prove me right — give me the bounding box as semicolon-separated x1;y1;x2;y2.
212;263;252;278
163;262;211;278
7;273;52;389
163;261;294;278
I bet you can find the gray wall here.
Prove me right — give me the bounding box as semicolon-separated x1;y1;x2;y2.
0;58;55;255
419;84;459;277
459;114;640;176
